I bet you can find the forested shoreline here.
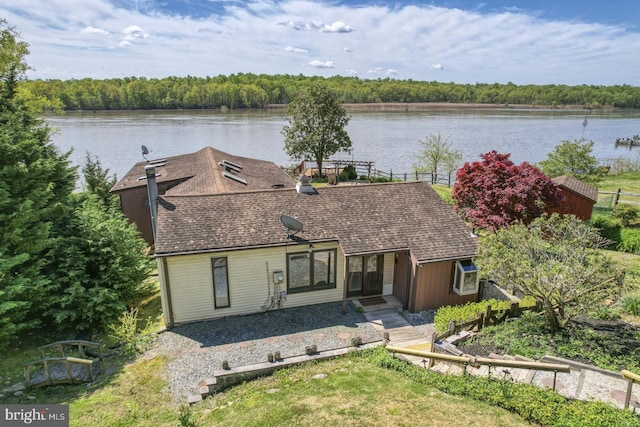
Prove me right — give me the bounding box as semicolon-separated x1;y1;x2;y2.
22;74;640;112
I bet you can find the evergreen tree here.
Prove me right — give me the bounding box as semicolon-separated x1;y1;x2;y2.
0;21;76;349
45;195;153;332
82;152;119;211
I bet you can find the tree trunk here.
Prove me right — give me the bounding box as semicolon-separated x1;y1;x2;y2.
544;299;561;332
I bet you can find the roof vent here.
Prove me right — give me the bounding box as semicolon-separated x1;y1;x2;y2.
296;175;317;194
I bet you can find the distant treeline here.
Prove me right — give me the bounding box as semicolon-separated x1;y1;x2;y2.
22;74;640;111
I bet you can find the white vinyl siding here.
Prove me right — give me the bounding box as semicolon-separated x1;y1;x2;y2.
164;243;344;324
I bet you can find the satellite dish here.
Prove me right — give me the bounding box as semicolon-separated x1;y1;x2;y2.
280;214;303;237
141;145;149;161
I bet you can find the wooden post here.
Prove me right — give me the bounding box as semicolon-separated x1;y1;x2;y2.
404;172;407;182
65;360;72;381
624;378;633;409
477;312;484;331
510;302;520;318
484;304;492;328
428;331;437;369
24;366;31;388
613;188;621;208
44;360;51;386
448;319;456;336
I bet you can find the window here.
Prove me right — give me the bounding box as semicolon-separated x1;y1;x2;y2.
453;259;479;296
287;249;337;293
211;257;230;308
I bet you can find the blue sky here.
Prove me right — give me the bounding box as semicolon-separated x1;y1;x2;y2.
2;1;639;85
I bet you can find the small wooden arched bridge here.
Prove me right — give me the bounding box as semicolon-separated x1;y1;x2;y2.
23;340;105;388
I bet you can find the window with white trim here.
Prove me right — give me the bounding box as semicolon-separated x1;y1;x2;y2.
453;259;479;295
211;257;230;308
287;249;337;293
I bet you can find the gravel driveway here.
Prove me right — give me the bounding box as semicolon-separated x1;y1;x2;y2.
150;301;381;399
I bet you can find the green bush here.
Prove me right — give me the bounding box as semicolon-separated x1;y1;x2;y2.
619;294;640;315
618;228;640;253
591;215;621;245
434;297;536;334
338;164;358;182
612;203;640;227
589;305;621;320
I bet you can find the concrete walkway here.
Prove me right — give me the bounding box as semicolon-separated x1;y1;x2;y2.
355;296;432;364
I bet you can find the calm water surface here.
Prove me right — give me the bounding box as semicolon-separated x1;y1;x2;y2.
47;109;640;180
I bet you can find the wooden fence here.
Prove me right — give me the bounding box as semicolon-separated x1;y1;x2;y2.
596;189;640;212
293;159;455;186
435;301;541;343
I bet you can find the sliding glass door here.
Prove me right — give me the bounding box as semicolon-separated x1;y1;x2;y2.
347;254;383;297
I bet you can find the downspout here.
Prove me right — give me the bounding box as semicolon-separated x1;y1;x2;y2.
145;165;159;242
342;256;348;314
161;257;175;327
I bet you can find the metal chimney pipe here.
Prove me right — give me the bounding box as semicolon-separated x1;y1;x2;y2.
145;165;159;241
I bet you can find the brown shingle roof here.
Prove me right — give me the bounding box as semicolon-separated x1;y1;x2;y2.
551;175;598;203
110;147;294;195
155;181;478;264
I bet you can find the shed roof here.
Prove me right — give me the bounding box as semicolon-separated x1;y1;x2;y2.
110;146;295;195
551;175;598;203
155;181;478;264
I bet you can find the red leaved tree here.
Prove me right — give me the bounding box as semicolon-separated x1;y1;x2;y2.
452;151;563;231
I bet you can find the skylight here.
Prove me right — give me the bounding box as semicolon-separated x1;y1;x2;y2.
148;158;168;166
223;171;247;185
222;159;243;170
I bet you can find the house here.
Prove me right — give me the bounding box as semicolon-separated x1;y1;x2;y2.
110;147;296;244
549;175;598;221
152;177;480;327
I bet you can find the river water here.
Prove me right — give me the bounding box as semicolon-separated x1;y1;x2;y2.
46;108;640;181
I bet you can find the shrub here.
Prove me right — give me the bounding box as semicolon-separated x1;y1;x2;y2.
612;203;640;227
108;307;156;356
619;294;640;315
338;164;358;181
617;227;640;253
591;215;621;245
589;305;621;320
434;297;536;334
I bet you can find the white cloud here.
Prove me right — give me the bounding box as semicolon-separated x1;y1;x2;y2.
346;68;358;75
81;26;109;35
308;60;335;68
279;19;354;33
385;69;398;76
122;25;149;39
285;46;308;53
4;0;639;84
322;21;354;33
